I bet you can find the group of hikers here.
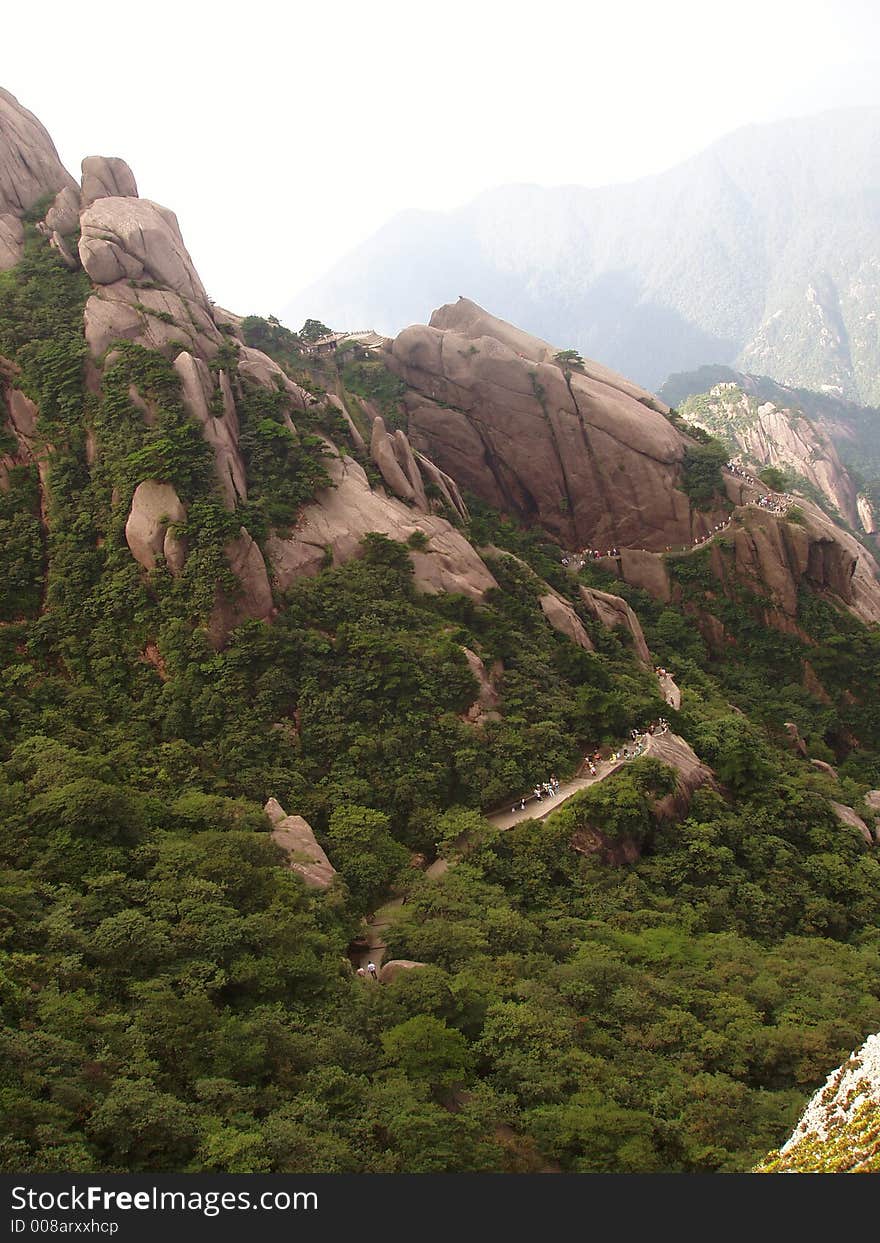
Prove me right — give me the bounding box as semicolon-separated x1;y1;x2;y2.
511;776;560;812
561;547;620;569
356;962;379;981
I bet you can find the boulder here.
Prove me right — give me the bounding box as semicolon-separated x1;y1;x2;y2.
579;585;651;664
44;185;81;235
80;155;138;207
539;593;594;650
79;197;209;304
866;791;880;815
809;759;839;779
265;445;497;601
264;798;336;889
124;481;186;573
830;801;873;847
644;730;717;820
379;959;427;984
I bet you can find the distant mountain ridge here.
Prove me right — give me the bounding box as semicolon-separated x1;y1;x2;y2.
286;108;880;403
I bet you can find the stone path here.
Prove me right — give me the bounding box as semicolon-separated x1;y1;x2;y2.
354;670;678;970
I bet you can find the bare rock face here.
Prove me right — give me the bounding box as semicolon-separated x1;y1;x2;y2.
379;959;427;984
264;798;336;889
0;87;78;270
237;345;314;419
829;801;873;847
79;197;209;304
0;214;23;269
387;299;705;551
538;593;594;650
80;155;138;207
723;502;880;627
173;352;247;508
265;445;497;600
124;481;186;573
84;280;223;360
579;585;651;664
428;298;667;410
617;548;671;603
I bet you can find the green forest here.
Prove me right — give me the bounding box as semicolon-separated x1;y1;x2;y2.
2;233;880;1173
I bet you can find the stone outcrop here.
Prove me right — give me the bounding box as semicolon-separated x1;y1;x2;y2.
461;647;501;724
326;393;365;452
722;502;880;627
617;548;671;603
0;87;78;270
579;585;651;664
379;959;427;984
265;444;497;601
79;197;209;303
264;798;336;889
370;414;427;509
80;156;138;207
173;351;247;508
538;593;594;650
223;527;273;619
387;299;713;551
784;722;808;757
809;759;838;779
644;730;717;820
829;801;873;847
124;481;186;574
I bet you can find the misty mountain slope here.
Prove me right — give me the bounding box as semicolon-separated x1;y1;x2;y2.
287;108;880;401
660;364;880;533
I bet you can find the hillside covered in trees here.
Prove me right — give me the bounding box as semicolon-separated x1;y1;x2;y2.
2;87;880;1175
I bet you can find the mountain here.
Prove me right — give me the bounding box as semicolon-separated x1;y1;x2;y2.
4;87;880;1177
659;365;880;538
286;108;880;403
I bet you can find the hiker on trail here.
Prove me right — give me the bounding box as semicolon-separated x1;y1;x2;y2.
356;967;366;978
367;962;378;981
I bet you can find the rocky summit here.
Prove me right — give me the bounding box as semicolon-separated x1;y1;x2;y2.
3;86;880;1179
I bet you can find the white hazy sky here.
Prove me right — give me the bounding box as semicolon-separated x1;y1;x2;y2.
4;0;879;322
